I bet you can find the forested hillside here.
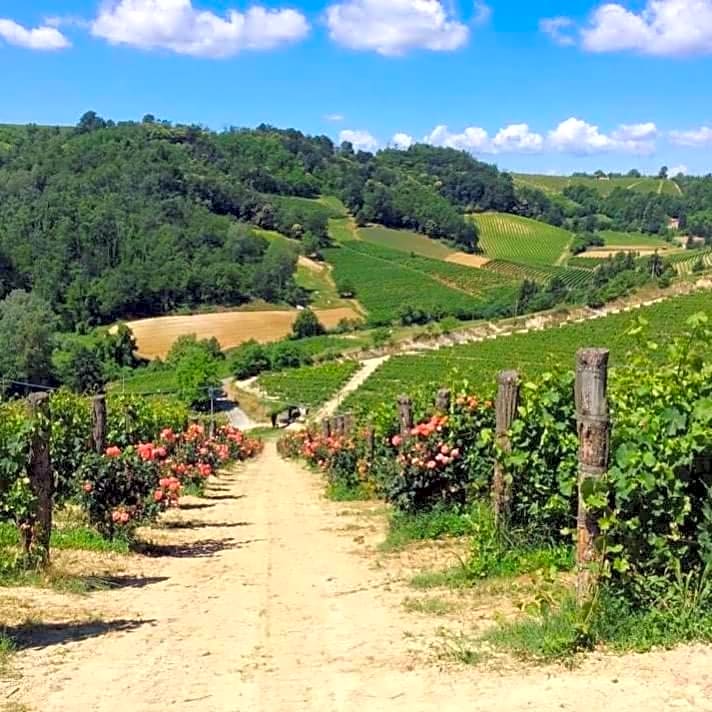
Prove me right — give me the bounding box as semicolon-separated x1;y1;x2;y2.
2;112;712;334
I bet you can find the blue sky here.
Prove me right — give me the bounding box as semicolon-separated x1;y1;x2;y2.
2;0;712;174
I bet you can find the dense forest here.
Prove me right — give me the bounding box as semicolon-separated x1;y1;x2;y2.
1;112;712;334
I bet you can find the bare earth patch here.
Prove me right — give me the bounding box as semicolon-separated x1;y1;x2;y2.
4;446;712;711
445;252;491;268
580;247;676;258
126;307;361;359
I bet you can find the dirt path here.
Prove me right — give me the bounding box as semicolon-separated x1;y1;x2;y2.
5;445;712;711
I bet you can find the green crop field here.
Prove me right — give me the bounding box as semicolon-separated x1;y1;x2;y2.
340;289;712;417
484;259;594;288
472;212;572;266
566;255;610;269
600;230;672;248
257;360;361;407
358;225;455;259
323;241;517;325
513;174;683;197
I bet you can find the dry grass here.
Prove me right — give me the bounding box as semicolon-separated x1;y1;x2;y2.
126;306;361;359
445;253;491;268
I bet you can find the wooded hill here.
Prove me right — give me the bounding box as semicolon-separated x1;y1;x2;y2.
1;112;712;331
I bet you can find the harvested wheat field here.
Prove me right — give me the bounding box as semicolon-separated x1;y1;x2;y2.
445;252;491;268
126;307;361;359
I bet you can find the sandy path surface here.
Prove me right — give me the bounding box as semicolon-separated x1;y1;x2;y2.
6;445;712;711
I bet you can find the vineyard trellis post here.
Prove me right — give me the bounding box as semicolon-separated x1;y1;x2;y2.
398;396;413;438
22;392;53;565
575;348;611;602
321;418;331;438
436;388;451;412
492;370;520;525
91;394;107;454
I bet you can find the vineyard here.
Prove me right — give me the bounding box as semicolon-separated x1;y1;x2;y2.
472;212;572;266
323;241;517;325
670;249;712;275
484;259;594;288
339;289;712;417
600;230;671;248
513;174;683;197
256;361;361;407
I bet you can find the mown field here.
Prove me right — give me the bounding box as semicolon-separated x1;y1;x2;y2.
323;241;518;325
340;289;712;417
513;174;683;197
358;225;455;259
599;230;671;248
472;212;572;266
257;361;361;407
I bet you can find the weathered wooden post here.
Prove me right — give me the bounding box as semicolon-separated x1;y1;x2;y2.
575;348;611;601
364;427;375;461
91;393;107;454
321;417;331;438
333;415;346;437
397;395;413;438
343;413;355;437
21;392;53;565
436;388;451;413
492;370;520;524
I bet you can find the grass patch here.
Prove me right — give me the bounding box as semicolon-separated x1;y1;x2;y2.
382;508;476;550
410;567;474;590
359;225;455;259
402;596;455;616
0;632;16;670
0;521;129;554
326;482;372;502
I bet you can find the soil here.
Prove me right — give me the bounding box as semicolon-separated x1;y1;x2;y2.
445;253;491;268
126;307;361;359
3;445;712;711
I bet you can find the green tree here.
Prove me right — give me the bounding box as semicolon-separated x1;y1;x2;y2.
0;290;57;389
292;309;325;339
60;345;106;394
175;348;220;409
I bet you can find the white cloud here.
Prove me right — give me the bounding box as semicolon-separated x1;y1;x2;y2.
473;1;493;26
669;125;712;146
325;0;469;56
424;124;491;152
540;16;576;46
581;0;712;56
670;163;689;175
548;117;656;154
492;123;544;152
0;18;70;50
91;0;310;58
339;129;379;152
324;113;345;122
391;132;415;149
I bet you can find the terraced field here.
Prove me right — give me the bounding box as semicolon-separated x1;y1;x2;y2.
668;249;712;275
513;174;683;197
472;212;572;266
340;289;712;417
323;241;517;325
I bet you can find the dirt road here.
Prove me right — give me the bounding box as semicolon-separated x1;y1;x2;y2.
5;444;712;711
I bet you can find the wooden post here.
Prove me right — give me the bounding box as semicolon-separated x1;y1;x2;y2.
21;392;53;565
436;388;451;413
333;415;345;437
343;413;355;437
492;370;520;524
364;427;375;461
91;394;107;455
397;396;413;438
575;348;611;602
321;418;331;438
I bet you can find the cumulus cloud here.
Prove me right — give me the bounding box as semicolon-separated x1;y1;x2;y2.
669;125;712;146
0;18;70;50
91;0;310;58
670;164;689;175
539;16;576;46
548;117;656;154
581;0;712;56
424;124;491;152
391;132;415;149
339;129;379;152
492;123;544;152
325;0;469;56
